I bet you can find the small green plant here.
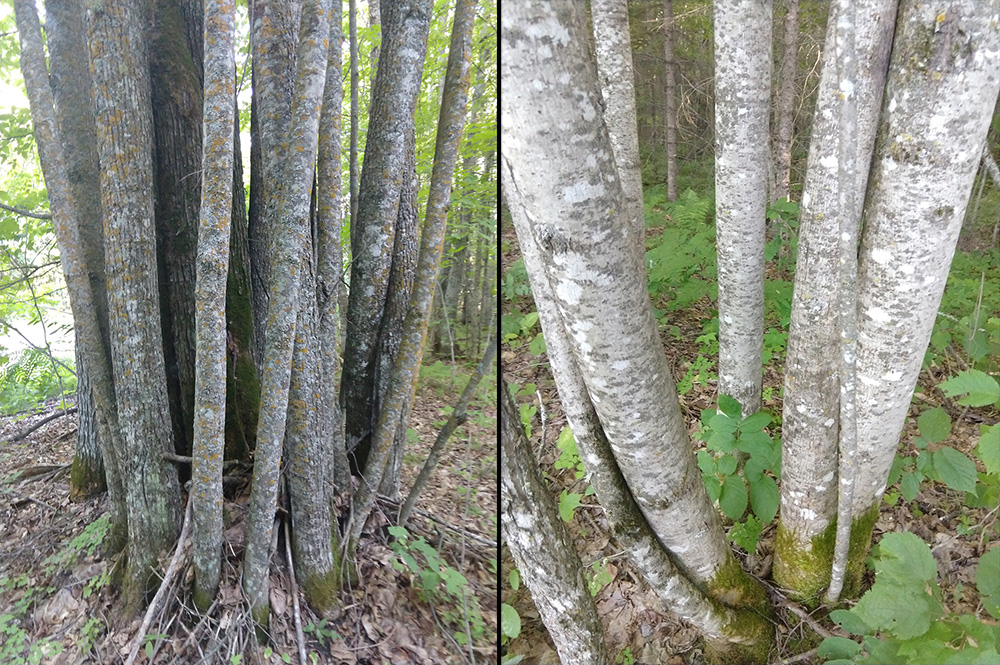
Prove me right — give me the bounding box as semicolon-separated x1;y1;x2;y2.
500;309;545;354
645;189;718;312
142;633;168;660
303;618;341;647
587;559;614;597
696;395;781;552
387;526;486;645
818;535;1000;664
79;616;104;653
551;426;594;523
616;646;636;665
502;258;531;302
765;197;800;271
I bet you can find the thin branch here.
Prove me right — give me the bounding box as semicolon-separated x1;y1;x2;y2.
0;201;51;220
1;407;77;444
125;492;193;665
284;516;308;665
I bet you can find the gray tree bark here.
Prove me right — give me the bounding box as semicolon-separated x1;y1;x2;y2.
500;380;610;665
89;0;183;615
191;0;236;610
772;0;800;203
713;0;772;417
663;0;678;201
774;0;896;602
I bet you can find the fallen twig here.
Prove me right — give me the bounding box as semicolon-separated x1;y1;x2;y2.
2;407;77;444
284;515;308;665
378;493;496;548
125;492;193;665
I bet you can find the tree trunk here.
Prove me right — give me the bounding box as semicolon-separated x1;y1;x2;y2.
191;0;236;610
248;0;301;374
848;0;1000;585
346;0;473;557
349;0;360;251
242;0;330;629
89;0;183;614
500;380;610;665
317;0;350;492
774;0;896;603
500;5;774;660
341;0;429;479
772;0;800;203
70;346;105;501
663;0;678;201
713;0;771;417
593;0;644;243
44;0;110;503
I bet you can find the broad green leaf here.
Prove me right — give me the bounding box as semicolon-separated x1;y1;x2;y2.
740;411;772;433
708;412;738;435
901;471;920;501
718;395;742;420
917;407;951;443
708;429;736;453
736;434;772;465
716;454;738;476
727;514;762;552
719;475;748;520
829;609;870;636
976;546;1000;600
939;369;1000;407
501;603;521;639
704;475;722;502
749;474;778;523
975;424;999;476
558;491;582;523
743;458;765;483
932;447;978;493
817;637;862;660
528;333;546;356
873;532;938;583
509;569;520;591
520;311;539;331
697;450;717;475
851;580;940;640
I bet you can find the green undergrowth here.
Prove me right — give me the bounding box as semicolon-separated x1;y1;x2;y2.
819;533;1000;664
0;348;76;416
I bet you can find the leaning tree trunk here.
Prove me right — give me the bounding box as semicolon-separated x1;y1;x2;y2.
846;0;1000;590
774;0;896;603
346;0;474;558
341;0;429;480
16;0;129;557
772;0;799;203
88;0;183;615
500;3;774;661
43;0;110;502
191;0;236;610
242;0;331;629
500;380;610;665
713;0;771;417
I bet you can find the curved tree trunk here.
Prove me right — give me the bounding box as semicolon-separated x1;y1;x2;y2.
774;0;896;603
500;4;774;660
713;0;771;417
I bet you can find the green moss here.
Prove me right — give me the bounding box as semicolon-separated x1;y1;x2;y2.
192;585;215;612
69;455;106;502
704;555;775;664
301;567;340;613
773;502;881;606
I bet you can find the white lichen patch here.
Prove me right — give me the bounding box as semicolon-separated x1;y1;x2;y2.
871;247;893;264
882;370;902;382
824;418;835;427
563;180;603;203
866;306;891;324
556;279;582;305
612;360;630;371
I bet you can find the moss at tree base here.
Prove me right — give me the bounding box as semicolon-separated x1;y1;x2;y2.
69;454;106;502
774;502;880;606
705;555;775;664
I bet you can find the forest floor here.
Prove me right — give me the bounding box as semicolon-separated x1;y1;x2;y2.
0;358;497;665
500;222;999;665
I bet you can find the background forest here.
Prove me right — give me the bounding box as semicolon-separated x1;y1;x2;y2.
0;1;498;664
501;2;999;664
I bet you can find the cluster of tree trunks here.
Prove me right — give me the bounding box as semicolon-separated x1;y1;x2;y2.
15;0;481;622
501;0;1000;662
